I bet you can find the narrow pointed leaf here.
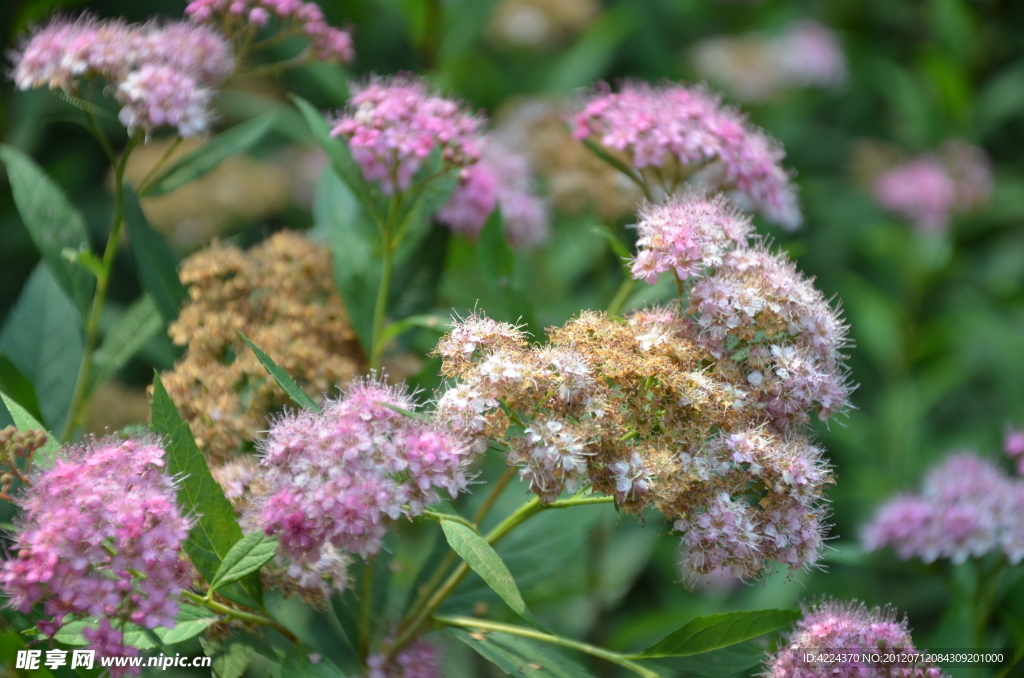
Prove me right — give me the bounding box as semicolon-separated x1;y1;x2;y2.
140;112;279;196
209;532;279;592
123;186;187;324
239;333;320;412
634;609;800;658
0;144;94;317
290;94;374;212
450;629;597;678
150;374;262;608
440;520;547;632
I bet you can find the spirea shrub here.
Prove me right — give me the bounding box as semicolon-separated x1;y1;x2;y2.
4;1;991;675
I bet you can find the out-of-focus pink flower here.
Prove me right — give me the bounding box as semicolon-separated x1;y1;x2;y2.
367;638;439;678
573;80;801;228
871;140;991;233
185;0;355;63
117;64;213;138
692;20;846;104
11;16;234;137
863;452;1024;564
330;75;483;194
1005;429;1024;475
437;138;550;248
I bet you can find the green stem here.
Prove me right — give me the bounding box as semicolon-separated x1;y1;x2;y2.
421;509;475;530
606;276;637;317
370;192;401;370
360;557;376;662
182;590;299;644
135;136;181;196
405;467;522;627
471;466;517;527
60;136;139;442
386;494;615;660
435;615;661;678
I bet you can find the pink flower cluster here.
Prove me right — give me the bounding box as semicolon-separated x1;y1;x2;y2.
185;0;355;63
765;600;944;678
367;639;439;678
635;194;852;427
331;75;484;194
630;193;752;283
437;138;550;248
0;438;191;668
11;17;234;137
872;140;992;233
673;431;831;579
256;378;474;564
862;453;1024;564
572;80;801;228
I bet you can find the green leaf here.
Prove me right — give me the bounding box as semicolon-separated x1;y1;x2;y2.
591;225;633;262
475;211;536;330
312;167;380;353
0;355;44;424
270;648;348;678
440;520;547;632
291;94;376;217
633;609;800;658
0;144;95;318
122;186;187;324
209;532;280;592
647;643;764;677
200;637;257;678
450;629;597;678
140;112;279;196
150;373;261;608
89;295;162;393
55;606;217;649
0;264;84;433
0;390;60;469
239;332;321;412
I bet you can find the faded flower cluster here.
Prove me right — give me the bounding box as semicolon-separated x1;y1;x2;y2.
572;80;801;228
433;198;849;582
691;20;846;104
871;139;992;233
185;0;355;63
862;452;1024;565
252;378;474;587
12;17;235;137
331;75;484;194
163;232;364;466
1;438;191;668
764;600;944;678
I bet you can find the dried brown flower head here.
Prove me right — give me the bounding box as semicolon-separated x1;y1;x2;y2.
161;231;365;465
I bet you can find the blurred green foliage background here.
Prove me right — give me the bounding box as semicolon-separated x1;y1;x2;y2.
2;0;1024;676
